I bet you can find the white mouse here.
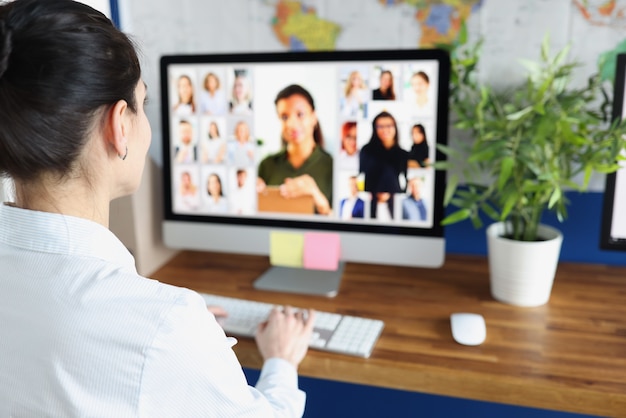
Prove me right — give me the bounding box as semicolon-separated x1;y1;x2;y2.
450;313;486;346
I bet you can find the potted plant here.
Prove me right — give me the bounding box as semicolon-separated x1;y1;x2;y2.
437;31;626;306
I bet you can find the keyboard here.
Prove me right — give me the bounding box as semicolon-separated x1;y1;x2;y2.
200;293;384;358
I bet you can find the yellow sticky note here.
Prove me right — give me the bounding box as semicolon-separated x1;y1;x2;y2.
269;231;304;268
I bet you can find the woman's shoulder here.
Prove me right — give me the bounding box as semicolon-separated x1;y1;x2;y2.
395;146;409;156
315;146;333;161
259;149;288;166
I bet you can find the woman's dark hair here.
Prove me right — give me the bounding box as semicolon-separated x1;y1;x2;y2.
206;173;224;197
0;0;141;182
208;121;220;139
371;111;399;146
412;123;426;141
380;70;396;100
274;84;324;148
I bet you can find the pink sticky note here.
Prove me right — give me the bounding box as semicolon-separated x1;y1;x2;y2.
303;232;341;271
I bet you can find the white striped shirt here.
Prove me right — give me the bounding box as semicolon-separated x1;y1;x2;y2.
0;203;305;417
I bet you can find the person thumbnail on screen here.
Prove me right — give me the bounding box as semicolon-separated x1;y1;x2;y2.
172;74;196;117
341;70;368;118
338;121;359;173
174;119;197;163
229;69;253;115
339;175;366;220
174;169;200;212
227;120;255;167
410;71;430;110
200;120;226;164
372;69;396;101
230;168;255;215
257;84;333;215
199;71;227;116
204;172;228;214
407;123;430;168
359;111;408;220
402;176;427;221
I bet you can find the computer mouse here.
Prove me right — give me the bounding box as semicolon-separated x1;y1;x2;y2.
450;313;486;346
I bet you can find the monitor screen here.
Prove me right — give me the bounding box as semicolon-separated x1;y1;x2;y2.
601;53;626;251
160;49;449;295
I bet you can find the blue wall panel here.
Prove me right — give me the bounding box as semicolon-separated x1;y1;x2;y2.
445;191;626;266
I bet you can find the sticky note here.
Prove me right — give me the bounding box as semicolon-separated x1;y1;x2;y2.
303;232;341;271
269;231;304;268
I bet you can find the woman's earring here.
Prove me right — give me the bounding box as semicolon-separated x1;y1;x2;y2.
119;146;128;161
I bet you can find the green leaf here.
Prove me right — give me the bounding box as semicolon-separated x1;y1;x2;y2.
444;175;459;206
541;34;550;62
457;21;468;45
548;187;561;209
500;193;517;220
519;59;542;78
436;143;462;159
432;161;455;170
498;157;514;191
441;209;472;225
552;44;571;67
582;165;593;189
470;213;484;229
480;201;500;220
506;106;533;121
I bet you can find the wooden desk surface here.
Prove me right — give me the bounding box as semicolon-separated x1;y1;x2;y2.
151;251;626;417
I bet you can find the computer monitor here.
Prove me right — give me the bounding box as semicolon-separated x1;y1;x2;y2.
600;53;626;251
160;49;449;296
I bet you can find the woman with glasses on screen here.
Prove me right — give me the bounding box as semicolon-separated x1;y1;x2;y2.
257;84;333;215
359;111;408;219
0;1;315;416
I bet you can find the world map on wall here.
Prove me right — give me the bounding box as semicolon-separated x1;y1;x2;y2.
268;0;483;50
264;0;626;79
574;0;626;80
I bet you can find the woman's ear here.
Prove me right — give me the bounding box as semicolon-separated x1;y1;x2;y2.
105;99;129;158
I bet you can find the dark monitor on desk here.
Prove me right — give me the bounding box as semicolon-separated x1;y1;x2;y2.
601;53;626;251
160;49;449;296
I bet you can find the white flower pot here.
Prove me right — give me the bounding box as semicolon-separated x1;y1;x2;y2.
486;222;563;307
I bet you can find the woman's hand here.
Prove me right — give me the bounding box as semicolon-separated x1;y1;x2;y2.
256;177;267;194
280;174;330;215
207;305;228;327
255;306;316;369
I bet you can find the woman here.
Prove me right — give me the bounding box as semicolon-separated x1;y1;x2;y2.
257;84;333;215
173;74;196;116
407;123;430;168
0;1;315;416
410;71;430;110
205;173;228;213
228;120;255;167
341;70;367;118
372;69;396;100
178;170;200;210
359;111;408;219
229;70;253;114
199;71;227;115
338;121;359;172
200;120;226;164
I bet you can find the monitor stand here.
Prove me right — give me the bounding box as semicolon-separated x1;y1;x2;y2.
253;262;345;297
